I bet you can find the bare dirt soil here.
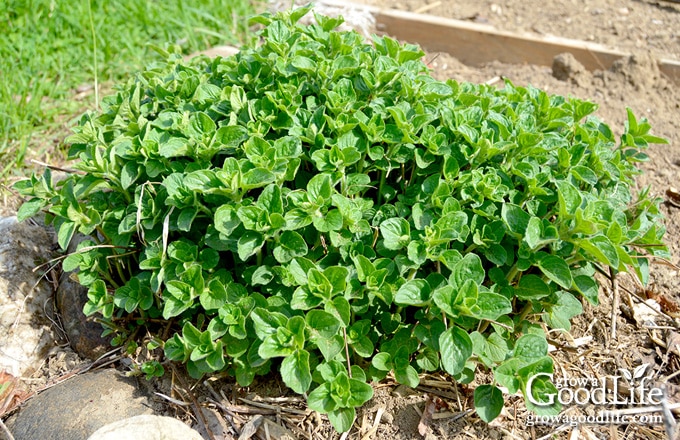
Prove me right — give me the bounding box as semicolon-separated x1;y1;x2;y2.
353;0;680;61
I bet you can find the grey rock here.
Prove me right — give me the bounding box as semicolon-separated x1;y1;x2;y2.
6;369;154;440
0;216;57;377
56;233;112;360
190;45;239;59
56;272;111;360
87;415;203;440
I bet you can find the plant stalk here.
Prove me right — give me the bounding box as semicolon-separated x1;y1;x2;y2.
343;327;352;378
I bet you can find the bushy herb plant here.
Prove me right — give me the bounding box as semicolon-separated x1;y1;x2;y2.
15;6;669;432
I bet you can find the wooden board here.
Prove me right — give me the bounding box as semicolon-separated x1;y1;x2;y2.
320;0;680;84
659;58;680;84
374;8;626;71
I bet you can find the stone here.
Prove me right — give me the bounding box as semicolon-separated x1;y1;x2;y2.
392;384;419;397
0;216;58;377
56;272;111;360
268;1;376;37
87;415;203;440
190;45;239;59
56;233;112;360
6;368;154;440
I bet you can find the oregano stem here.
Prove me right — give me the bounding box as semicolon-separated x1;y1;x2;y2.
464;243;478;254
111;257;127;286
506;264;519;283
343;327;352;378
197;203;212;217
407;268;417;280
95;225;110;244
377;169;386;208
99;269;121;290
518;301;533;323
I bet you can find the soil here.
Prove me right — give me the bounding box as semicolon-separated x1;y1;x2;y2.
352;0;680;61
3;1;680;440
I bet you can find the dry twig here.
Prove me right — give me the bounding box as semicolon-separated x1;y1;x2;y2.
0;418;16;440
610;268;620;342
205;397;242;436
238;397;310;416
238;415;263;440
661;384;678;440
413;1;442;14
360;407;384;440
29;159;85;175
170;364;216;440
602;402;680;417
154;392;190;407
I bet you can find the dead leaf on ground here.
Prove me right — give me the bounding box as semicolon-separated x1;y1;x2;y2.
258;418;296;440
238;415;263;440
0;372;31;417
666;331;680;358
417;395;435;437
633;298;662;325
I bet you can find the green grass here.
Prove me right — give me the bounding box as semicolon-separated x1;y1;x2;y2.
0;0;256;181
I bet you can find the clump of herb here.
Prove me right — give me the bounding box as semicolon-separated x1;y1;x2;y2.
15;5;669;432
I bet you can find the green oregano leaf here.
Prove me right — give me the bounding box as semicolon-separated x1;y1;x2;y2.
516;275;551;300
514;333;548;364
281;349;312;394
536;254;573;289
380;218;411;250
395;279;432;306
543;290;583;331
501;203;531;236
474;385;504;423
439;326;473;376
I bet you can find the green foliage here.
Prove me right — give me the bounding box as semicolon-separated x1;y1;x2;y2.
15;6;669;432
140;360;165;380
0;0;253;179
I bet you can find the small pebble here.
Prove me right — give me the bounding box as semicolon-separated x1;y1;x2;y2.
392;384;418;397
381;411;394;424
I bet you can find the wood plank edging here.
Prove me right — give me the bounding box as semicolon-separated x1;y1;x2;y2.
319;0;680;84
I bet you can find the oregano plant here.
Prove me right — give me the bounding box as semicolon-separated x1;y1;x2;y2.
15;5;669;432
